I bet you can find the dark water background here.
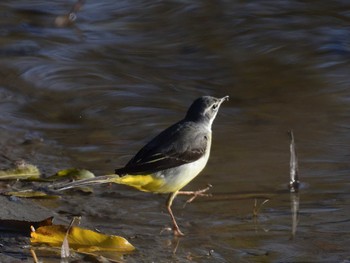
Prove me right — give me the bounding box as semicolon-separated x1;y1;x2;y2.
1;0;350;262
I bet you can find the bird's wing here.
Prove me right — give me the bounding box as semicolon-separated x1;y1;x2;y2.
115;121;209;175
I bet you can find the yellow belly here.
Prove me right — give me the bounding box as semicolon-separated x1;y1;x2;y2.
115;141;211;193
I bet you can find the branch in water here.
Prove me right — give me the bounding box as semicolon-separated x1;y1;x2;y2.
289;130;300;192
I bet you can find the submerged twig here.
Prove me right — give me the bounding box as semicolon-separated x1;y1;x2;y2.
253;199;270;217
289;130;300;192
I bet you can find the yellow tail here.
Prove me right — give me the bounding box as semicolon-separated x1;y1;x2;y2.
112;174;164;192
54;174;164;193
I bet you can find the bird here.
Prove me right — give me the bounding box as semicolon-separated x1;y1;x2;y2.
55;95;229;236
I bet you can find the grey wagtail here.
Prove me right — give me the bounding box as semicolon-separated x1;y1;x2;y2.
56;95;229;236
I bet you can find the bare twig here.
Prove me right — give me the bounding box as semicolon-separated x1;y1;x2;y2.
289;130;300;192
253;199;270;217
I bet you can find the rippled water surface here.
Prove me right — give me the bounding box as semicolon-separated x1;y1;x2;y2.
1;0;350;262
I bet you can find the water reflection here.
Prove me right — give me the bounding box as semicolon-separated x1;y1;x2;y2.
290;192;299;240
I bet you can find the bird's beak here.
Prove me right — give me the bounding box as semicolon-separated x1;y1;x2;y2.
220;95;229;104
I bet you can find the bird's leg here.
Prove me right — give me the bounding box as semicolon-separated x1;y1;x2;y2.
164;185;212;236
166;191;184;236
178;184;212;206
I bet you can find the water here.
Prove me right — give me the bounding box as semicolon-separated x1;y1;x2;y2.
1;0;350;262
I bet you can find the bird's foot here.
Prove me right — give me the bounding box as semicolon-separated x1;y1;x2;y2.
160;226;185;237
178;184;213;207
173;225;185;237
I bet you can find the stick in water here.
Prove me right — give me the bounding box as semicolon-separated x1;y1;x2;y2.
289;130;300;192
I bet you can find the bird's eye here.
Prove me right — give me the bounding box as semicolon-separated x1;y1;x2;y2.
212;103;218;110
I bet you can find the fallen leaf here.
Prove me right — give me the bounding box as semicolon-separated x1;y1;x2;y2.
3;189;59;199
0;163;40;180
46;168;95;181
31;225;135;253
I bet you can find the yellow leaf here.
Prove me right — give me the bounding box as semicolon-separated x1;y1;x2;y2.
0;163;40;180
3;190;59;199
31;225;135;253
46;168;95;181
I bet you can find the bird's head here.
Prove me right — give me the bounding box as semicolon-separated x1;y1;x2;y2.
185;96;229;126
